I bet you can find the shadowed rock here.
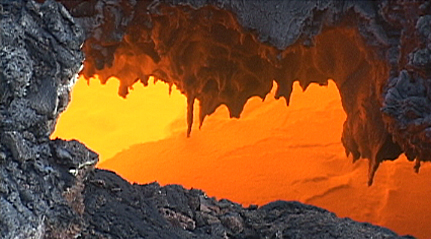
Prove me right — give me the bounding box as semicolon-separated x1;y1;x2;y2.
82;169;411;239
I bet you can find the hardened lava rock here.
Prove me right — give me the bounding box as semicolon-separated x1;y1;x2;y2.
63;0;431;183
0;0;88;238
0;0;84;137
82;169;412;239
382;71;431;171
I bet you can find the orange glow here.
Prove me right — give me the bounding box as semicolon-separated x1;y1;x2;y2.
52;76;186;161
100;81;349;204
54;79;431;238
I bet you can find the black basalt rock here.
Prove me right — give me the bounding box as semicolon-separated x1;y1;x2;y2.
82;169;412;239
0;0;89;238
0;0;84;137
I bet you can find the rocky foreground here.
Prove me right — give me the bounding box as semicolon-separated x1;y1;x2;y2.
0;137;414;238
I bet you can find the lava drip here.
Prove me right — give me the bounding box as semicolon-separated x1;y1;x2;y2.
65;0;431;183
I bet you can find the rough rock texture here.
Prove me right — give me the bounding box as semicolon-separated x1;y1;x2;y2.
82;169;411;239
0;0;89;238
61;0;431;184
0;0;84;137
0;0;426;238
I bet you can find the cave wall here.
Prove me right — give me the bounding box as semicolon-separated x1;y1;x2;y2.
0;1;93;238
62;0;431;184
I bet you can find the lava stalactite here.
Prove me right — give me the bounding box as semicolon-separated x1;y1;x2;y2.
64;1;431;183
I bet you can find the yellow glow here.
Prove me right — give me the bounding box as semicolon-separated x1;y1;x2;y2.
53;77;431;238
100;81;348;201
51;76;186;161
98;81;431;239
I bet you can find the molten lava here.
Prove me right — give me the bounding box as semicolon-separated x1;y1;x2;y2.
52;76;186;161
54;79;431;238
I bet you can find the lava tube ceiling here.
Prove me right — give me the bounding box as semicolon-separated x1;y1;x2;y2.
53;76;431;239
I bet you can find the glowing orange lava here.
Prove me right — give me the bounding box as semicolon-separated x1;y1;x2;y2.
54;80;431;238
52;76;186;161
